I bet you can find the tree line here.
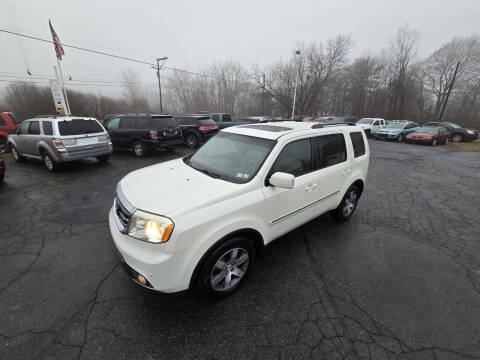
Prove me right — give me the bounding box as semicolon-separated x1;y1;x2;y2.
1;25;479;128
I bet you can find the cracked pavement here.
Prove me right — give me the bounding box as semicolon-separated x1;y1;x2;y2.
1;141;479;360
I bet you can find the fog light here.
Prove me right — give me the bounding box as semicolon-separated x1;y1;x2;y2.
137;274;147;285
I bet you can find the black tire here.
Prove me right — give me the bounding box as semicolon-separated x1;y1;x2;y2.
96;154;110;162
132;141;147;157
397;134;404;142
452;133;463;142
185;133;199;148
0;138;8;154
10;146;25;162
194;237;255;298
331;185;360;221
42;153;57;172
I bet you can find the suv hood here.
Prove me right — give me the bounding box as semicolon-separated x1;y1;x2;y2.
119;158;238;216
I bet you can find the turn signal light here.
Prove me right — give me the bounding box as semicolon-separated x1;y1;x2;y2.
137;274;147;285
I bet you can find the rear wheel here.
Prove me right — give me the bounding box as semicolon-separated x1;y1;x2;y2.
452;134;463;142
0;138;8;154
132;141;147;157
332;186;360;221
96;154;110;162
186;133;199;148
195;237;255;297
42;153;57;172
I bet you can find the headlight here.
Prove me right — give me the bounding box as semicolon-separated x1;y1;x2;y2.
467;130;474;134
128;210;174;243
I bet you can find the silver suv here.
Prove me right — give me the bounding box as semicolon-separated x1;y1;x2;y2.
8;116;113;171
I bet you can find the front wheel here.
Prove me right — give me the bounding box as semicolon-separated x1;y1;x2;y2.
11;146;25;162
331;186;360;221
397;134;404;142
452;134;463;142
195;237;255;297
0;138;8;154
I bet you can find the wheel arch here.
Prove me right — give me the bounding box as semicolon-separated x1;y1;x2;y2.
351;179;364;197
188;227;265;289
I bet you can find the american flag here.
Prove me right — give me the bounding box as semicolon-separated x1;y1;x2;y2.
49;20;65;60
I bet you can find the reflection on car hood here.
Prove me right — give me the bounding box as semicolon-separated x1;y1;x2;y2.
377;128;401;133
119;158;239;216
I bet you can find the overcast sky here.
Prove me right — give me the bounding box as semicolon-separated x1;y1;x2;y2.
1;0;479;96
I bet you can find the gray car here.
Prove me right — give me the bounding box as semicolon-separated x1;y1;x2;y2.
8;116;113;171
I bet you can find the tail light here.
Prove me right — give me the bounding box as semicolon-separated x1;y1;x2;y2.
52;138;67;153
106;134;113;147
150;130;158;139
199;125;219;131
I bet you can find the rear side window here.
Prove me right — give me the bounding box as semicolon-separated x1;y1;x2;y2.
270;139;312;177
29;121;40;135
350;132;366;158
42;121;53;135
58;119;103;135
151;116;178;127
212;114;219;122
316;134;347;168
222;114;232;122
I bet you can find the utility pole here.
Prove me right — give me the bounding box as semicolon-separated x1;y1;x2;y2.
291;50;300;120
155;57;168;113
438;61;460;121
262;73;266;115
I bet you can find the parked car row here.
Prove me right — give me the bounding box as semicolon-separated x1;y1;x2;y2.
301;115;479;145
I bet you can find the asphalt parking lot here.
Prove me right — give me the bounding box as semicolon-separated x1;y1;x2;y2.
1;141;480;360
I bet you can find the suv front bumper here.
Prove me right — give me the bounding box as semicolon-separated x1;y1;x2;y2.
108;208;191;293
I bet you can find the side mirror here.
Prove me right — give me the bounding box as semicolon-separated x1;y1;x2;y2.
269;172;295;189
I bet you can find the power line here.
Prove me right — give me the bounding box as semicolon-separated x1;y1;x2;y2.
0;28;257;83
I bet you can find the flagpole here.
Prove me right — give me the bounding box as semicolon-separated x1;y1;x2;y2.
56;58;71;115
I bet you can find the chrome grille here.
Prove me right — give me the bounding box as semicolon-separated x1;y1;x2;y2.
113;183;135;233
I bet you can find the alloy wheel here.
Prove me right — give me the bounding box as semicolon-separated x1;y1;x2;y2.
44;155;53;171
342;190;358;217
11;147;19;161
210;248;249;291
134;143;144;156
452;134;462;142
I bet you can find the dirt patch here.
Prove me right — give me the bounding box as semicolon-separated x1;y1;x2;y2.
447;138;480;152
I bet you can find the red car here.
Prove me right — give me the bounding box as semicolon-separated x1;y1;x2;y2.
0;112;20;153
0;159;5;183
406;126;450;146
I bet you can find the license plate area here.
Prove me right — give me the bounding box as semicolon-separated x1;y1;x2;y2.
77;137;98;145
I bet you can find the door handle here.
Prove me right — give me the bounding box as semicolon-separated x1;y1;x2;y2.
305;183;317;191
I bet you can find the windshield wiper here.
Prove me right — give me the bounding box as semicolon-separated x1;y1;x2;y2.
186;159;221;179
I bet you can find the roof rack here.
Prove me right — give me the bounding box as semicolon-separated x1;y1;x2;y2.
311;122;356;129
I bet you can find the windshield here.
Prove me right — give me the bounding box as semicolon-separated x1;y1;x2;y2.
384;122;406;129
357;118;374;124
445;122;461;129
416;127;439;134
58;119;104;135
187;132;275;184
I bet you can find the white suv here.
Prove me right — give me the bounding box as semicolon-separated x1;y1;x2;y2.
109;122;369;296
